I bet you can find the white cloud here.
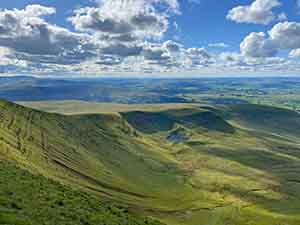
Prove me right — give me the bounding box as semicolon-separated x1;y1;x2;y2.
100;43;143;57
141;41;180;66
240;21;300;59
183;48;214;68
240;32;277;58
65;0;187;71
0;2;299;76
186;48;211;59
22;4;56;17
268;22;300;49
68;0;179;41
216;51;297;74
227;0;282;25
289;49;300;58
0;3;185;74
163;40;182;52
0;47;27;68
0;5;96;65
219;52;244;65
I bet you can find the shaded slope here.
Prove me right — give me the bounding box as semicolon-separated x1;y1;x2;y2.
225;104;300;139
167;109;235;133
122;108;235;134
122;111;175;134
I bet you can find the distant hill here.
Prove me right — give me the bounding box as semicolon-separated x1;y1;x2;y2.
1;99;300;225
2;76;300;111
0;76;189;103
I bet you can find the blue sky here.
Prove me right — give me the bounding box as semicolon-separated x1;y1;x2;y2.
0;0;300;76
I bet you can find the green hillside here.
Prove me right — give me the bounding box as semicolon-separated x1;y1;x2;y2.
0;159;163;225
226;104;300;139
1;99;300;225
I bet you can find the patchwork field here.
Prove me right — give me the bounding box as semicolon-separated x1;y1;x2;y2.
3;76;300;112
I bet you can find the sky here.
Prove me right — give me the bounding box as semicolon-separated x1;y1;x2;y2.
0;0;300;76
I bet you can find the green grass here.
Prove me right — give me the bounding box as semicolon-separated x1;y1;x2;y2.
1;99;300;225
0;159;163;225
225;104;300;139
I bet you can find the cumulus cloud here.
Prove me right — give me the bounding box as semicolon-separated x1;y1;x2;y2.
163;40;182;52
63;0;185;72
240;22;300;58
96;55;123;66
0;2;186;74
22;4;56;17
68;0;179;41
227;0;282;25
0;47;27;72
101;43;143;57
215;50;297;74
141;41;178;67
268;22;300;49
240;32;277;58
0;5;96;65
219;52;244;64
0;2;299;75
143;44;168;61
186;48;211;59
183;47;214;68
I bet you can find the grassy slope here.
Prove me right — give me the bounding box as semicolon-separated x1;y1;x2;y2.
121;106;300;225
226;104;300;140
0;100;198;215
0;159;163;225
1;100;300;225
